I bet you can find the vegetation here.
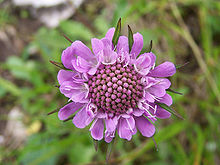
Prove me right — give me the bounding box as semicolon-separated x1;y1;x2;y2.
0;0;220;164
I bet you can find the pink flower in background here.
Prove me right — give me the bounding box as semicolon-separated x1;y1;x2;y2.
56;26;176;143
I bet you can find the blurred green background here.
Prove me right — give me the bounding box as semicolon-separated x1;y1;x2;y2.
0;0;220;164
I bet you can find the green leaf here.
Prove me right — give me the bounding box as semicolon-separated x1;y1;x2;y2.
128;25;134;53
156;102;184;120
0;77;21;96
118;121;187;164
112;18;121;47
59;20;93;41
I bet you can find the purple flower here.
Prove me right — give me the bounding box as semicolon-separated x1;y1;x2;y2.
57;27;176;142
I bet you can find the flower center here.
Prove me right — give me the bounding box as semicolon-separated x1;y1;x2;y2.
88;62;143;115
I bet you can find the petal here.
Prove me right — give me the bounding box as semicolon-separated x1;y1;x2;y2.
105;118;116;132
72;57;99;76
125;116;135;130
148;79;171;97
72;106;93;128
134;53;152;75
97;38;117;65
88;66;98;75
144;92;155;103
149;62;176;77
148;85;166;97
155;106;171;119
117;36;129;53
117;117;134;141
58;102;84;120
156;78;171;89
90;119;104;140
59;81;76;98
135;116;155;137
159;93;172;106
105;27;115;42
118;123;132;140
72;57;91;73
57;69;76;85
69;88;89;103
132;109;145;117
148;52;156;66
130;32;143;57
71;41;94;61
61;46;76;70
60;82;89;103
105;132;114;143
91;38;104;55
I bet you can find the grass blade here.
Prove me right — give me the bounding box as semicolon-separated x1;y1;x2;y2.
0;77;21;96
118;121;187;164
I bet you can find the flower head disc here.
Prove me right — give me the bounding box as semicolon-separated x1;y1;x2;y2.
56;26;176;142
88;62;143;115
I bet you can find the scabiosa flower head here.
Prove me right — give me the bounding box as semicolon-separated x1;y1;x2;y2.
56;22;176;143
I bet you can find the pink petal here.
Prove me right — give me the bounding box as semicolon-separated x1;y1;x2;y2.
118;120;132;140
149;62;176;77
59;81;76;98
71;41;94;61
144;92;155;103
148;52;156;66
57;69;76;85
91;38;104;55
148;85;166;97
117;36;129;53
134;53;152;75
117;117;135;141
60;81;89;103
99;39;117;65
159;94;172;106
125;116;135;130
130;32;143;57
148;79;171;97
88;66;99;75
105;118;116;132
156;78;171;89
72;57;91;73
90;119;104;140
105;131;115;143
69;88;89;103
72;106;93;128
58;102;84;120
61;46;76;70
135;116;155;137
132;109;145;117
155;106;171;119
105;28;115;42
